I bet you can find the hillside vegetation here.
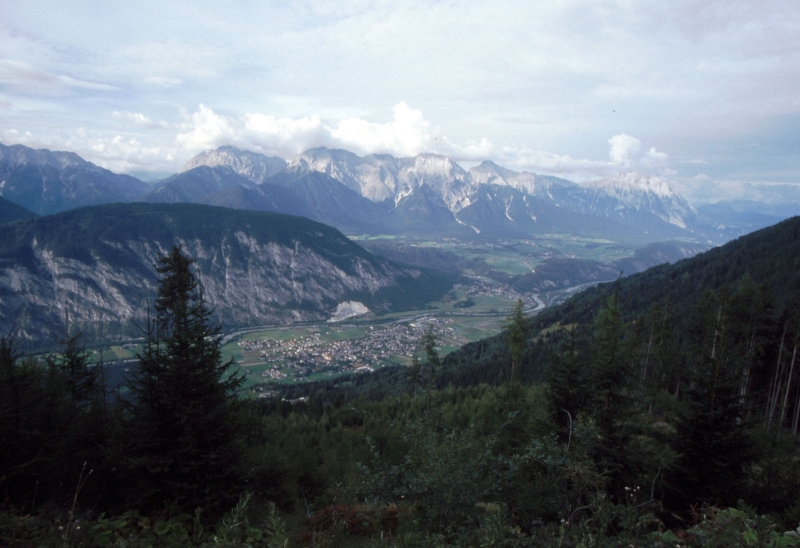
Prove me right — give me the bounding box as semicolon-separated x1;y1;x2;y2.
2;218;800;547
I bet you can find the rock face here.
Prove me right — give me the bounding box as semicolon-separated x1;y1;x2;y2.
181;146;287;184
0;203;452;345
0;142;149;215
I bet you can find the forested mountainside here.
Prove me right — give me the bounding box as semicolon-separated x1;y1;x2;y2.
0;203;453;346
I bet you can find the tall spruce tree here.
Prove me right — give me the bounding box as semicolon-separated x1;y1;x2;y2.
667;289;754;509
122;247;244;512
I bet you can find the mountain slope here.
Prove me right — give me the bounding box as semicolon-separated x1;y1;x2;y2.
142;165;256;203
580;172;699;230
266;170;397;234
285;216;799;401
442;215;800;386
0;196;37;224
0;203;454;345
0;142;149;215
197;183;312;218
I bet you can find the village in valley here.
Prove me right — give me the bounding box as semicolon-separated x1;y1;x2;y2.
227;276;547;393
238;320;452;383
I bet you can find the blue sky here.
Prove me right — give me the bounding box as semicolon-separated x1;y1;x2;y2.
1;0;798;203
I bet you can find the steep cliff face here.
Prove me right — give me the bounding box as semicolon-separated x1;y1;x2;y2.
0;203;452;345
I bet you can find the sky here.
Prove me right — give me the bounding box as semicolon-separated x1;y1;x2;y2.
1;0;798;203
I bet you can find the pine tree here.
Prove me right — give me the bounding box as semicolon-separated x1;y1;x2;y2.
548;306;591;429
667;289;754;508
505;299;527;385
121;246;245;512
46;315;96;409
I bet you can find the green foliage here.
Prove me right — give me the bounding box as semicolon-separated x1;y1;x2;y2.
120;246;246;513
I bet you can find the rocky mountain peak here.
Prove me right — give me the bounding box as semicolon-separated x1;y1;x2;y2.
583;172;698;229
0;142;88;170
181;146;287;184
469;161;537;194
585;172;677;200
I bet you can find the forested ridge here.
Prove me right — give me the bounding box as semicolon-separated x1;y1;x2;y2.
2;219;800;546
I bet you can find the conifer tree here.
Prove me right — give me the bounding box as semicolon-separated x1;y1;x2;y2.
548;307;590;429
668;289;754;508
122;246;244;512
46;316;96;409
505;299;527;385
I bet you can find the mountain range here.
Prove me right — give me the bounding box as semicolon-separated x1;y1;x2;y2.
2;142;780;244
0;203;453;345
0;142;150;215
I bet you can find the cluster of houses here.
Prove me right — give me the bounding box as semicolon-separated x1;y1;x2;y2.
238;320;456;381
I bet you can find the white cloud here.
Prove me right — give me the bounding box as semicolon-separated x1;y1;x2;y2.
329;102;432;157
177;102;438;159
608;134;642;165
175;104;237;152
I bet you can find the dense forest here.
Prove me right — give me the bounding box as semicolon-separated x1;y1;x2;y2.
3;219;800;546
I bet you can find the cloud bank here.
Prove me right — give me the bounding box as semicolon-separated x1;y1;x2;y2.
171;102;671;181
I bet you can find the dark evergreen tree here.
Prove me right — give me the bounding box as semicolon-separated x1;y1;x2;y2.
667;289;754;509
420;325;441;389
505;299;527;385
0;334;73;504
121;246;245;513
548;307;591;429
590;286;635;438
46;316;96;409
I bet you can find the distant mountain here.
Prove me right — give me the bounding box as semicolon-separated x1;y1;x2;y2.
285;147;712;243
579;172;700;230
0;142;149;215
0;196;37;224
181;146;287;183
1;141;773;246
267;170;398;235
0;203;454;345
698;201;793;237
142;165;256;203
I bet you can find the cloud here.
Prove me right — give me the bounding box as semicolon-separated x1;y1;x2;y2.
175;104;237;152
0;59;118;96
168;103;676;183
176;102;438;159
608;134;642;165
330;102;432;157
